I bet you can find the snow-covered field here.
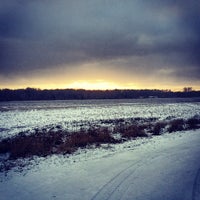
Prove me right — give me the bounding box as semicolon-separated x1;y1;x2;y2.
0;98;200;199
0;98;200;139
0;129;200;200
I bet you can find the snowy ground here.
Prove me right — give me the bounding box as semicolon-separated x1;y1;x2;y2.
0;129;200;200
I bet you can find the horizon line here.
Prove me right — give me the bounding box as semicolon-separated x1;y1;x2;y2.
0;87;199;92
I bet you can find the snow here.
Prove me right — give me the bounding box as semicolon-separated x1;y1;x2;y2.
1;98;200;199
0;99;200;139
0;129;200;200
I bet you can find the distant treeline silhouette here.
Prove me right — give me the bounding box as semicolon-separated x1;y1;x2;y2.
0;88;200;101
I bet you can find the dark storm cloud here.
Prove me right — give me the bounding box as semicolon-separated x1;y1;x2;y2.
148;0;200;57
0;0;199;79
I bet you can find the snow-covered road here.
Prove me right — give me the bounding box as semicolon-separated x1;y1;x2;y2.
0;130;200;200
92;138;200;200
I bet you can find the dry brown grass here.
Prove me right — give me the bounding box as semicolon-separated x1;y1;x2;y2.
0;131;66;159
120;124;147;139
1;115;199;163
152;122;167;135
168;119;185;133
186;117;200;129
0;128;118;159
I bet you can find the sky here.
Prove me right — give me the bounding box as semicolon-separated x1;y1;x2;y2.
0;0;200;90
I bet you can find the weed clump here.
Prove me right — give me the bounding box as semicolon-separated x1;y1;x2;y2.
152;122;167;135
168;119;185;133
120;124;147;139
186;117;200;129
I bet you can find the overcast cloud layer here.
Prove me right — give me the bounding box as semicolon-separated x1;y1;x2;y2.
0;0;200;83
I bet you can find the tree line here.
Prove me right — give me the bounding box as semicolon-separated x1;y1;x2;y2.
0;88;200;101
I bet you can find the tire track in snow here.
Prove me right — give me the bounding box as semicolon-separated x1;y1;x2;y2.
91;147;193;200
90;160;142;200
91;153;164;200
